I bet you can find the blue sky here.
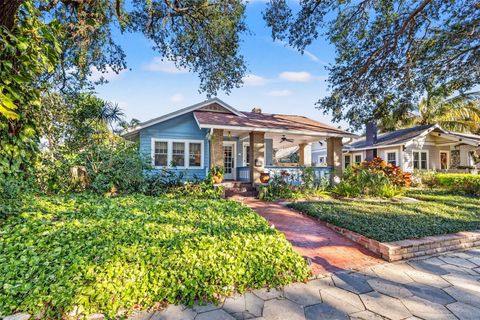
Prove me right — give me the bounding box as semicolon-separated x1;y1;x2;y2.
93;1;348;129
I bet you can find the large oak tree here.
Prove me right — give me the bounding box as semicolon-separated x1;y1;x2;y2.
264;0;480;129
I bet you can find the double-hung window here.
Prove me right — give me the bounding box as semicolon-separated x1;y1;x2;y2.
189;142;202;167
412;151;428;170
172;142;185;167
344;155;351;168
154;141;168;166
354;153;362;165
386;151;397;166
153;139;203;168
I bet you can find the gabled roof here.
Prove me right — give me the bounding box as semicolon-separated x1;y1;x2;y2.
122;98;356;138
193;110;356;137
345;123;480;151
122;98;244;138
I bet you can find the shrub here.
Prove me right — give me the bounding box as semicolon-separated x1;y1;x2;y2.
435;173;480;196
259;170;328;201
36;138;148;194
333;158;408;198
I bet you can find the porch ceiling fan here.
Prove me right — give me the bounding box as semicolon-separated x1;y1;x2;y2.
279;135;294;143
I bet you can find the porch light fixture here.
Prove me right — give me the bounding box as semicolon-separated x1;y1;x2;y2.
227;131;232;138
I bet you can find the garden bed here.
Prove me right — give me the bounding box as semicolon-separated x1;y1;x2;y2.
0;194;309;318
288;189;480;243
289;189;480;261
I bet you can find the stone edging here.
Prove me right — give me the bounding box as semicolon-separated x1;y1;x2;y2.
323;222;480;262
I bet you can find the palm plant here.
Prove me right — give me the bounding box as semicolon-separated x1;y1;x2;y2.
400;83;480;133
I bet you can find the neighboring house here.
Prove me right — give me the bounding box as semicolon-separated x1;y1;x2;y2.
342;124;480;172
122;98;355;183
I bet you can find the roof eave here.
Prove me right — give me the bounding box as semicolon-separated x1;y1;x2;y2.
197;123;356;138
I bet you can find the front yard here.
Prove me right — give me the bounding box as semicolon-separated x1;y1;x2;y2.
289;189;480;243
0;194;308;318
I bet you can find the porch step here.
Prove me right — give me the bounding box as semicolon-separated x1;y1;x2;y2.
220;181;252;188
223;183;258;198
225;190;259;198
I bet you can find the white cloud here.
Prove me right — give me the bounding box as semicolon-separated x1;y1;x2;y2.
266;89;292;97
279;71;312;82
170;93;185;103
304;51;320;62
242;73;267;86
88;66;126;82
144;57;188;74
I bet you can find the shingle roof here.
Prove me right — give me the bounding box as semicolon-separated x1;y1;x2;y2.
193;110;355;137
345;124;437;150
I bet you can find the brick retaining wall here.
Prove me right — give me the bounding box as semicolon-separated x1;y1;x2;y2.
324;222;480;262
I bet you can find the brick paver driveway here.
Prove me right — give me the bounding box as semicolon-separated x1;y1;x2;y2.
136;248;480;320
240;198;382;275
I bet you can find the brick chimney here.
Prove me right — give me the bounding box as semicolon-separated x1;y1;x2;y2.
251;107;262;113
365;122;378;145
365;122;378;161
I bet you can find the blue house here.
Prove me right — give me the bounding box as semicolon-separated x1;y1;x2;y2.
122;98;355;184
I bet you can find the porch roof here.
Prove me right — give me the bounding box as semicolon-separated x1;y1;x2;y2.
193;110;355;138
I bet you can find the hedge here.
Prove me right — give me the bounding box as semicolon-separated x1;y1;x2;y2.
435;173;480;196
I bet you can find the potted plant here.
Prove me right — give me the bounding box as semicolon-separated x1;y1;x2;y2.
211;166;225;184
260;172;270;183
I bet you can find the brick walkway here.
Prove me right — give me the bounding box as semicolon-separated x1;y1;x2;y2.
239;198;383;275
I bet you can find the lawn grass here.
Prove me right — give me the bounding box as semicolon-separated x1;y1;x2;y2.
0;194;309;318
288;189;480;243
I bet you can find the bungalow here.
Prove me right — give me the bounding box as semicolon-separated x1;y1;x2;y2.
312;123;480;173
122;98;356;183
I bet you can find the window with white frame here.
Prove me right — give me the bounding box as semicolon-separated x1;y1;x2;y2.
189;142;202;167
154;141;168;166
153;139;203;168
344;155;351;168
386;150;397;166
412;150;428;170
172;142;185;167
354;153;362;164
243;143;251;166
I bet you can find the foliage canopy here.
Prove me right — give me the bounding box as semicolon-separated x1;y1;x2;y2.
265;0;480;129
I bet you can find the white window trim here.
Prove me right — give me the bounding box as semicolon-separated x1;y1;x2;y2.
223;141;237;180
151;138;204;169
344;154;352;169
353;152;363;164
242;141;267;167
412;149;429;170
439;150;450;170
385;149;399;166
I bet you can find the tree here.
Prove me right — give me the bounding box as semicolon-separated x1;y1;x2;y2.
1;0;247;178
264;0;480;129
403;91;480;133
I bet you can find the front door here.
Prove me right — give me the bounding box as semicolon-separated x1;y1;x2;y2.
440;151;449;170
223;142;236;180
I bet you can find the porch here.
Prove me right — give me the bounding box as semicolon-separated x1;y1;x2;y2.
209;128;349;184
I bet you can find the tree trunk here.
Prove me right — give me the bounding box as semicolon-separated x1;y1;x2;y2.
0;0;23;30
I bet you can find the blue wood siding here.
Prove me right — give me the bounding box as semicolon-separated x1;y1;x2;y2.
138;111;275;181
139;112;210;180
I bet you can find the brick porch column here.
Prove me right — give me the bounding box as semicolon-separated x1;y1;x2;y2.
326;137;343;184
210;129;224;168
299;143;306;165
249;131;265;183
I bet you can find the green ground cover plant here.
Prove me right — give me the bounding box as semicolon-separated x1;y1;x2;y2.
0;194;309;318
289;189;480;243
